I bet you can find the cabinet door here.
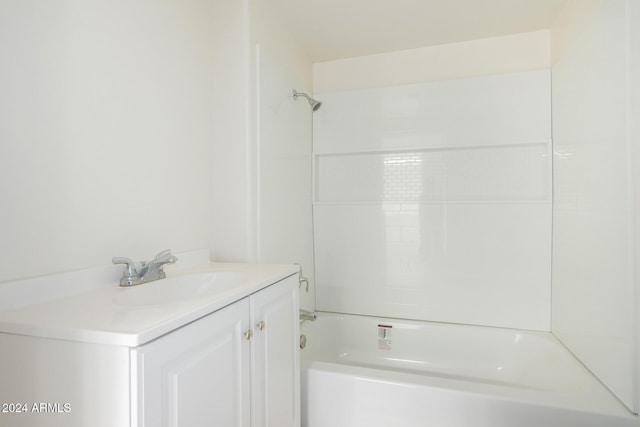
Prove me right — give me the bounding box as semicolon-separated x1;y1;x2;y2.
132;299;251;427
250;275;300;427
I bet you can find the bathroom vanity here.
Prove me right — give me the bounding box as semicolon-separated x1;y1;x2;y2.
0;258;300;427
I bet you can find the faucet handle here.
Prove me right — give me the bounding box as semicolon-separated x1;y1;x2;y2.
112;257;139;283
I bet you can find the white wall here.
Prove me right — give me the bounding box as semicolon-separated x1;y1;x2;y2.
0;0;315;315
250;2;315;310
633;0;640;413
210;0;253;263
313;30;550;93
551;0;639;413
209;0;314;309
0;0;215;283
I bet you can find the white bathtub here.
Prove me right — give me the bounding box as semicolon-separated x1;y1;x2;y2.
300;313;638;427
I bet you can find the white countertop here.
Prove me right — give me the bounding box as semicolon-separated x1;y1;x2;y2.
0;258;298;347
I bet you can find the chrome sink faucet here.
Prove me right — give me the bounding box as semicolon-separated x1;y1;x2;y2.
112;249;178;287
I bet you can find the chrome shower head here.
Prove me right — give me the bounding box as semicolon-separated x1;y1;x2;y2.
293;89;322;111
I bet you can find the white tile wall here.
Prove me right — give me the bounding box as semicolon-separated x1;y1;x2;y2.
313;71;551;154
314;203;552;329
316;144;550;202
313;70;552;330
551;0;639;413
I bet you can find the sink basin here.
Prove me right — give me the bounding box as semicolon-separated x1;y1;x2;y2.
114;271;246;306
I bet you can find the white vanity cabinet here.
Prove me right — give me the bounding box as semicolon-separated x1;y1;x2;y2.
131;298;251;426
131;274;300;427
0;263;299;427
250;275;301;427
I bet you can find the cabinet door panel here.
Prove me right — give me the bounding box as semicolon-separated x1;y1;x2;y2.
132;299;250;427
251;276;300;427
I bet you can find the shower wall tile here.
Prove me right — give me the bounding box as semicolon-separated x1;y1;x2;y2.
551;0;639;412
313;70;551;154
314;203;552;330
312;70;552;330
316;144;550;203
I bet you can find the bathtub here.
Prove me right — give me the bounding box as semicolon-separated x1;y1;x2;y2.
300;313;639;427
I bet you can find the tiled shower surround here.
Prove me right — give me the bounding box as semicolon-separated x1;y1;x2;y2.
312;70;552;331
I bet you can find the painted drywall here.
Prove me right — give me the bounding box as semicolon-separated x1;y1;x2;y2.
0;0;214;283
632;0;640;413
210;0;254;263
0;0;314;310
313;30;550;93
250;2;315;310
208;0;314;309
551;0;639;413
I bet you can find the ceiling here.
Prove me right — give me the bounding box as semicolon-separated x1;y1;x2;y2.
270;0;568;63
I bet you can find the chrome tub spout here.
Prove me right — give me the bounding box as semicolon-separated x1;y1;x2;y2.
300;309;317;321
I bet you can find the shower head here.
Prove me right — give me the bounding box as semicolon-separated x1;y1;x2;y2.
293;89;322;111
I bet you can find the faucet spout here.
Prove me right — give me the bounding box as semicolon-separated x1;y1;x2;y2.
299;309;317;321
138;249;178;282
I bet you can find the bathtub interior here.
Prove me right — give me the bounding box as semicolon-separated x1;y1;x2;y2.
299;311;640;425
301;312;590;392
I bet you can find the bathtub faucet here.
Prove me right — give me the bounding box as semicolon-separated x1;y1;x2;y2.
112;249;178;287
300;309;317;321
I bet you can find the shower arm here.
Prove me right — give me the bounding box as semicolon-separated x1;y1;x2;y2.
293;90;310;101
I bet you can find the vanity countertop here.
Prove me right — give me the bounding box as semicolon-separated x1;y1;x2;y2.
0;260;299;347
